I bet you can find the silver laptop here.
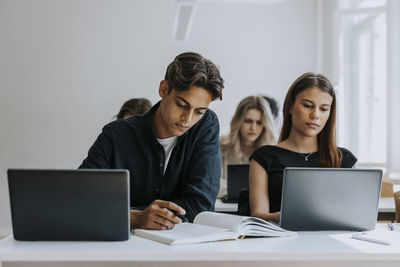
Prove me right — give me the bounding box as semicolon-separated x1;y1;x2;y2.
8;169;130;241
280;168;382;231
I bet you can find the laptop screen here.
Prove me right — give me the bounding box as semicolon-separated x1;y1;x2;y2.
8;169;130;241
280;168;382;231
227;164;250;202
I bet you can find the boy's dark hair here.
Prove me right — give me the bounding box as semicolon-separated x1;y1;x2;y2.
164;52;224;100
262;96;279;118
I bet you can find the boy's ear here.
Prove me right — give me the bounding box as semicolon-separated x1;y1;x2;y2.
159;80;169;98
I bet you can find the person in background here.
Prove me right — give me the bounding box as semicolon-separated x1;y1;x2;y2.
263;95;283;136
262;96;279;119
218;96;277;199
249;73;357;222
115;98;152;119
80;52;224;229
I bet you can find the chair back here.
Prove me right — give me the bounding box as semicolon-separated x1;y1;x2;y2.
237;189;250;216
394;191;400;223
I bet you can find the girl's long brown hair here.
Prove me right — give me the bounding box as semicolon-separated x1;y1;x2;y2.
279;72;342;167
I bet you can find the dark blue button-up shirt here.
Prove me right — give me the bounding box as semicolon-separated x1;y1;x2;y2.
79;102;221;222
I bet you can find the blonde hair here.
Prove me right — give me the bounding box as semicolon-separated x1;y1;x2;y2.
221;96;277;163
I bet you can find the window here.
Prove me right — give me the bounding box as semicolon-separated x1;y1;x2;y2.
335;0;387;164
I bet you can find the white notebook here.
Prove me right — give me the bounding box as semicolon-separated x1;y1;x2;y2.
133;211;297;245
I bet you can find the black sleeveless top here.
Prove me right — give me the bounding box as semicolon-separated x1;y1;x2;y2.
250;146;357;213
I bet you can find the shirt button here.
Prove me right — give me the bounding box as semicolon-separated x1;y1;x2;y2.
155;187;160;193
159;162;164;168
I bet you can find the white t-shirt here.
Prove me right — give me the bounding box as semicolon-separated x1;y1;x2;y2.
156;136;178;174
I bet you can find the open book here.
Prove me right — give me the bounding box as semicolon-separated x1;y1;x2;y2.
133;211;297;245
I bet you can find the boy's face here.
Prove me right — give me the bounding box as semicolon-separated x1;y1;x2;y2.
154;80;212;138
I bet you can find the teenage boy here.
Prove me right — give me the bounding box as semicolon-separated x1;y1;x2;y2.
80;52;224;230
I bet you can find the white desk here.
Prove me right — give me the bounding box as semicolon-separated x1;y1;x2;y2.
215;197;396;219
1;224;399;267
214;199;238;213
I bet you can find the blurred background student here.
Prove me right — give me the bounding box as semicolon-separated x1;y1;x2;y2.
249;73;357;222
218;96;277;198
115;98;152;120
263;95;283;136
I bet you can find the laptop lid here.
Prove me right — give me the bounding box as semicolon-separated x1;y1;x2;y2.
227;164;250;202
280;168;382;231
8;169;130;241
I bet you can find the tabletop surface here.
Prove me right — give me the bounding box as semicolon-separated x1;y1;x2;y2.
1;224;399;262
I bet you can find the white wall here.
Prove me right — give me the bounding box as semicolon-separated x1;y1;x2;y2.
0;0;317;236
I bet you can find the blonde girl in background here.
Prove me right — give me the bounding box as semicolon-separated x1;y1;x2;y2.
218;96;277;198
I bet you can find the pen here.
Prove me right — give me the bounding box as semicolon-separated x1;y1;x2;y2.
351;233;391;246
172;211;188;223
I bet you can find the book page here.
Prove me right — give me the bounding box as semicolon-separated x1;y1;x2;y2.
238;217;295;236
194;211;246;232
194;212;297;237
134;222;237;245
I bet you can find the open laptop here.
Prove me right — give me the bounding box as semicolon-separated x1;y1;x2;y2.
8;169;130;241
221;164;249;203
280;168;382;231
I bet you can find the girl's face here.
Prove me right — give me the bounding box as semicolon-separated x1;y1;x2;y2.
239;109;264;144
290;87;333;137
